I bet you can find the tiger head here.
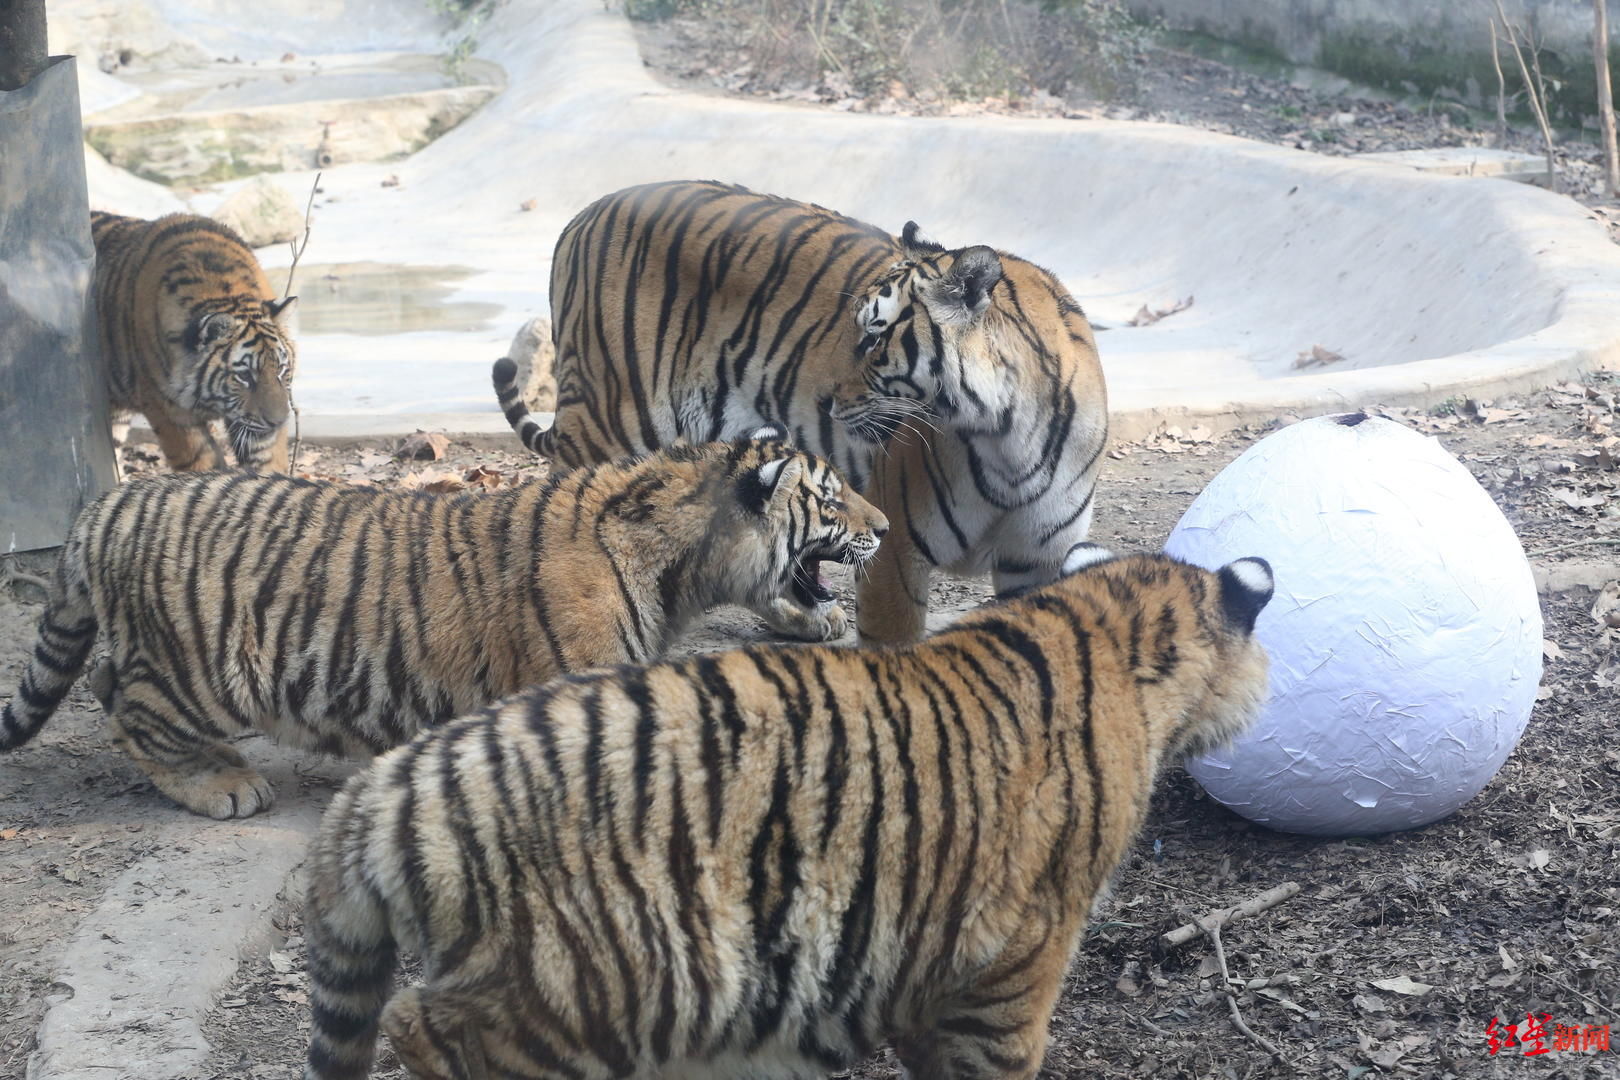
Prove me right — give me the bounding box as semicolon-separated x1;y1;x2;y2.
1046;546;1275;762
186;296;298;464
830;223;1011;444
645;426;888;623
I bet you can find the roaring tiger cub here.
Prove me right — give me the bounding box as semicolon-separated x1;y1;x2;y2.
0;430;884;819
493;180;1108;646
91;210;297;471
301;547;1274;1080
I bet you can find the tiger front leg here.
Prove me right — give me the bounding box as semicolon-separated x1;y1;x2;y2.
142;397;226;472
855;525;931;646
759;595;849;642
103;673;274;818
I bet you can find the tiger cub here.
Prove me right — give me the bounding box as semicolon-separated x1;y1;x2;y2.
493;180;1108;646
301;547;1274;1080
91;210;297;471
0;429;885;819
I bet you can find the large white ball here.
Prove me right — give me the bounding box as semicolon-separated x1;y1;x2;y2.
1163;412;1542;836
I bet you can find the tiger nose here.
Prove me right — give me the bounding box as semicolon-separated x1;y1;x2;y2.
871;514;889;538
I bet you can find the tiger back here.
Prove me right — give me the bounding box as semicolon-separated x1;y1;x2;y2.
492;180;1108;647
91;210;297;471
0;431;885;819
301;547;1273;1080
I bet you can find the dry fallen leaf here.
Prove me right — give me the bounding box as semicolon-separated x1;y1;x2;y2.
397;431;451;462
1549;488;1608;510
463;465;504;491
1543;639;1563;662
1293;344;1346;369
1126;295;1194;327
0;828;17;841
1370;975;1433;996
381;174;401;188
1591;582;1620;629
519;198;537;212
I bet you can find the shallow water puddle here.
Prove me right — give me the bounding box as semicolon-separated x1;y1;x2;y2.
276;262;504;335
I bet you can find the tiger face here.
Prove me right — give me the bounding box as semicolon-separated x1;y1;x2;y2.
187;297;298;464
830;224;1007;444
724;431;889;622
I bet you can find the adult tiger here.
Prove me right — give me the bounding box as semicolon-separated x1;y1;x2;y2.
300;546;1275;1080
0;429;885;818
92;210;297;471
493;180;1108;645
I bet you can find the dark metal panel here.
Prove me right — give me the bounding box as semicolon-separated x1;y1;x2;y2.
0;55;119;555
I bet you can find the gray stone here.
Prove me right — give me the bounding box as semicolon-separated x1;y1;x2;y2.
211;175;305;249
506;316;556;413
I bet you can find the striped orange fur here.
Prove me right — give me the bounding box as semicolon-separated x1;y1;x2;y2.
91;210;297;471
493;181;1108;646
0;431;884;818
301;549;1273;1079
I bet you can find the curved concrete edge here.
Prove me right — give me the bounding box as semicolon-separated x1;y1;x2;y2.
24;755;336;1080
86;0;1620;437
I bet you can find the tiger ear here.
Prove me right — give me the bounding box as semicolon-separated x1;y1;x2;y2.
901;221;946;259
1061;542;1114;576
267;296;298;325
195;312;238;347
1217;557;1274;635
927;246;1003;325
750;422;789;445
753;455;804;515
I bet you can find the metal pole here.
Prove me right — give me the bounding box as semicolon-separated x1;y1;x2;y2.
0;0;47;91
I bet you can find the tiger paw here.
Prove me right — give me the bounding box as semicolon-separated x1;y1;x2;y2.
144;744;275;819
762;598;849;642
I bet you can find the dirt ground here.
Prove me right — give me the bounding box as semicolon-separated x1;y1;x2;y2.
1;372;1614;1078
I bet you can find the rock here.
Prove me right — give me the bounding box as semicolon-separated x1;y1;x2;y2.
505;317;556;413
1331;111;1357;127
210;176;304;249
84;84;498;185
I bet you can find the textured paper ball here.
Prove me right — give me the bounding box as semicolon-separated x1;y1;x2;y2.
1163;412;1542;836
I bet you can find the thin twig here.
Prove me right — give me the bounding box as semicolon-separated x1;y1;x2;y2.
1527;538;1620;557
282;170;321;302
1161;882;1301;949
288;387;303;477
1208;922;1290;1066
1540;970;1614;1020
281;172;319;474
1124;1010;1173;1038
2;564;52;598
1595;0;1619;197
1494;2;1557;190
1490;18;1508;145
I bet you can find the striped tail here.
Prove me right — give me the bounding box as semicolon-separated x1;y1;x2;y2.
492;355;558;458
1;551;97;750
303;790;399;1080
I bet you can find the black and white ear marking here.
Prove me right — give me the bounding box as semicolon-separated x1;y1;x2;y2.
1217;557;1274;635
267;296;298;322
942;246;1003;321
901;221;945;257
750;422;790;445
195;312;237;348
1061;542;1114;576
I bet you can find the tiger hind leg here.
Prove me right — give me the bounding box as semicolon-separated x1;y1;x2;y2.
381;986;492;1080
102;671;273;818
895;919;1071;1080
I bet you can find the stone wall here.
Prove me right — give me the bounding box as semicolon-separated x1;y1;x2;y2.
1127;0;1618;117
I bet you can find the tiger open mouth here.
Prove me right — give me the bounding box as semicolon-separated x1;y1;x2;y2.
789;544;850;609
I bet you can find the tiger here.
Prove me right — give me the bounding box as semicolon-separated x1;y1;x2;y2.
91;210;297;472
300;546;1275;1080
0;428;885;819
492;179;1109;647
